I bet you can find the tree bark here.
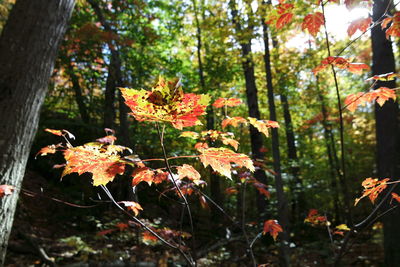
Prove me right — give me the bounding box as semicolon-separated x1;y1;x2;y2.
371;1;400;266
230;0;269;217
0;0;75;264
262;21;290;267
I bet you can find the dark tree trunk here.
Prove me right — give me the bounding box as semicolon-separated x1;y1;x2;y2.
193;0;223;212
0;0;75;264
65;58;90;124
262;21;290;267
230;0;269;218
371;1;400;266
315;81;341;223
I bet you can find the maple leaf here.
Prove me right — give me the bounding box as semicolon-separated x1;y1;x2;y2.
266;3;294;30
177;164;202;185
384;12;400;38
221;116;247;129
248;117;279;138
225;187;238;195
36;144;61;158
142;231;158;243
221;137;239;150
62;143;126;186
355;178;390;205
198;147;255;179
345;87;396;112
391;192;400;203
180;131;200;139
344;0;371;10
304;209;327;226
0;185;14;198
263;220;283;241
121;77;210;130
212;97;242;108
131;168;156;186
366;72;400;82
276;12;293;29
347;17;372;37
45;128;63;136
194;142;209;150
120;201;143;216
313;56;370;75
302;12;324;37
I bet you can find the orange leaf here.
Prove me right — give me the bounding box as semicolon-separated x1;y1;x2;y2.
304;209;327;226
62;143;126;186
115;222;129;231
221;116;247;129
44;128;63;136
302;12;324;37
347;17;372;37
345;87;396;112
225;187;238;195
212;97;242;108
0;185;14;198
142;231;158;242
180;131;200;139
276;13;293;29
384;12;400;38
391;192;400;203
355;178;390;205
120;201;143;216
366;72;400;82
313;56;369;75
36;144;60;158
177;164;202;185
132;168;155;186
263;220;283;241
248;117;279;138
198;147;254;179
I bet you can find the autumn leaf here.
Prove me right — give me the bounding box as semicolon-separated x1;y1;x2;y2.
44;128;63;136
366;72;400;82
391;192;400;203
96;135;117;144
36;144;61;158
345;87;396;112
198;147;255;179
180;131;200;139
276;12;293;29
313;56;370;75
344;0;371;10
132;168;155;186
221;116;247;129
0;185;14;198
225;187;238;195
266;3;294;30
263;220;283;241
176;164;202;185
212;97;242;108
248;117;279;138
347;17;372;37
121;77;210;130
115;223;129;231
62;143;126;186
336;224;350;231
120;201;143;216
383;12;400;38
302;12;324;37
304;209;327;226
355;178;390;205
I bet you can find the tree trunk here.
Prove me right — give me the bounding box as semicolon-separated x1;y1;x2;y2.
230;0;269;217
0;0;74;264
371;1;400;266
262;21;291;267
65;58;90;124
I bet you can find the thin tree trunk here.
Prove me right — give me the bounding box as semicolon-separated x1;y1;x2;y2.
0;0;74;264
262;20;290;267
371;1;400;266
230;0;269;217
65;58;90;124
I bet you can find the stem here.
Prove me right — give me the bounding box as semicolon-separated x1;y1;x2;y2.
156;123;197;262
321;1;352;224
241;182;257;267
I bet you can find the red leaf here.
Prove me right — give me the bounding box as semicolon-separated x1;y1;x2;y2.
44;128;63;136
304;209;327;226
0;185;14;198
276;13;293;29
345;87;396;112
263;220;283;241
347;17;372;37
302;12;324;37
384;12;400;38
120;201;143;216
366;72;400;82
313;56;370;75
132;168;155;186
391;192;400;203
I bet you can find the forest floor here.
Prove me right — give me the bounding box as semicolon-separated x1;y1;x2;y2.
4;171;385;267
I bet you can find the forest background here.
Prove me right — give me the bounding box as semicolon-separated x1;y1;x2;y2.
1;0;400;266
